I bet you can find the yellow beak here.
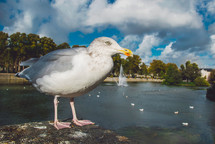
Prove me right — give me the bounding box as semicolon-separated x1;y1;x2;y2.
119;48;133;57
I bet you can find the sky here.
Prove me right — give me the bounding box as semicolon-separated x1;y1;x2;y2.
0;0;215;68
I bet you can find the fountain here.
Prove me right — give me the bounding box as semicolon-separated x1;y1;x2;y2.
117;64;128;87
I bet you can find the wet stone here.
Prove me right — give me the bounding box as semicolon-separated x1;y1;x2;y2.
0;121;137;144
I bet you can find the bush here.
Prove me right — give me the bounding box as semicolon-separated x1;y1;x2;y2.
194;77;210;86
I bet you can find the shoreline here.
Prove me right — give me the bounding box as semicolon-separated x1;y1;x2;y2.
0;73;29;84
0;73;163;84
104;77;163;83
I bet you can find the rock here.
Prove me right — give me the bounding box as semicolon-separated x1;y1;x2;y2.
0;121;137;144
206;86;215;102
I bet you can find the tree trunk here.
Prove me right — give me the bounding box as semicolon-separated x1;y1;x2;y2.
14;61;17;73
18;60;21;72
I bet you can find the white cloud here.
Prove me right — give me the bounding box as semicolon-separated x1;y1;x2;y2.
4;11;33;34
0;0;211;60
210;35;215;57
2;0;53;34
207;0;215;14
119;35;141;51
135;34;160;64
87;0;203;29
153;41;215;68
2;0;92;43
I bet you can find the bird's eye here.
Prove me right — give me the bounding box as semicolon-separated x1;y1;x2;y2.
105;41;112;46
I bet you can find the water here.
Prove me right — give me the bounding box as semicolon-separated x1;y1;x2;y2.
0;83;214;143
117;64;128;87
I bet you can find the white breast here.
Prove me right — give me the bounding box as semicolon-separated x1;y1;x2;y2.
35;53;113;96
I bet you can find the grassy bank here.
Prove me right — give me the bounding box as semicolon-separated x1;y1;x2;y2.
176;82;196;87
174;82;210;87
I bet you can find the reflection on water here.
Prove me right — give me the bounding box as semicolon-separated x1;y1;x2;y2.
0;83;214;143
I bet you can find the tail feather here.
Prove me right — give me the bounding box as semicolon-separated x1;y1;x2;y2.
15;73;20;77
15;68;31;81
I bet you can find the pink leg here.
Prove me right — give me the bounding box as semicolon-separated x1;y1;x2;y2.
70;98;95;126
53;95;71;130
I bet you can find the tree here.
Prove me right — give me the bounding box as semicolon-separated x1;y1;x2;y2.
9;32;26;72
0;31;9;72
0;32;74;73
139;62;148;76
0;31;9;53
163;63;182;85
148;60;166;77
180;64;186;80
180;61;201;82
58;42;71;49
124;55;141;76
40;37;57;55
27;33;41;58
112;54;125;76
72;45;86;48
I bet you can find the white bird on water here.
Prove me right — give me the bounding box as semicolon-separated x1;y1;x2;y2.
131;103;135;106
182;122;189;126
16;37;133;130
139;109;144;112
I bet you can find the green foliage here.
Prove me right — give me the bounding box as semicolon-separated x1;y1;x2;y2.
72;45;86;48
208;69;215;85
177;82;196;87
112;54;126;76
0;32;70;73
57;42;70;49
163;63;182;85
139;62;148;75
148;60;166;77
125;55;142;75
194;77;210;86
0;31;9;72
180;61;201;82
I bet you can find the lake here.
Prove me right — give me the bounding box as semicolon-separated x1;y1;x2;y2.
0;82;214;144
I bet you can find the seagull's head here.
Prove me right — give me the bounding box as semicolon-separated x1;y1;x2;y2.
88;37;133;57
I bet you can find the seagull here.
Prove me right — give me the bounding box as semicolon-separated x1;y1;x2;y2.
174;111;179;114
139;109;144;112
131;103;135;106
16;37;133;130
189;106;194;109
182;122;189;126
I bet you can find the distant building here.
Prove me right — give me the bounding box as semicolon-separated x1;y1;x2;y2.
200;68;213;80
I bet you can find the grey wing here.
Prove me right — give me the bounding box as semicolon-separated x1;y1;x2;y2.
18;48;87;83
20;58;40;66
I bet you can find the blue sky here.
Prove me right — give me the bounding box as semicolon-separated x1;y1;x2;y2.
1;0;215;68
